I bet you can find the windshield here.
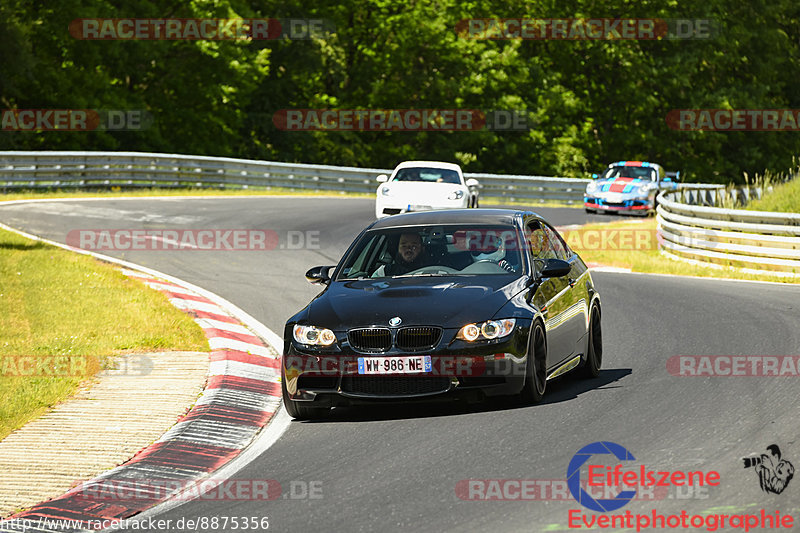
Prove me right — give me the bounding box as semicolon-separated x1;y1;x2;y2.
392;167;461;184
336;224;523;279
601;166;657;181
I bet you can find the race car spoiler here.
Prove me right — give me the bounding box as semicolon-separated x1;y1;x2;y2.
665;171;681;181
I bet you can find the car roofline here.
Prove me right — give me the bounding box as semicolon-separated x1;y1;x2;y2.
392;160;463;172
367;209;536;230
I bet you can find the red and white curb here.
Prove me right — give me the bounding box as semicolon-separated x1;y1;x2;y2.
0;221;287;533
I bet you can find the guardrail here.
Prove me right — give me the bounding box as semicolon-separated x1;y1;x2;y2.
656;189;800;276
667;183;769;208
0;151;590;203
16;150;788;274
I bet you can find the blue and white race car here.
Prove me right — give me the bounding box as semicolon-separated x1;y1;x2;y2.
584;161;680;215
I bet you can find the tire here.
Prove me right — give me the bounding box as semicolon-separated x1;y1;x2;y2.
519;321;547;403
281;373;329;420
580;304;602;378
585;208;595;214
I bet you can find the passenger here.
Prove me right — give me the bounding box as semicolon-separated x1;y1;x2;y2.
470;233;516;273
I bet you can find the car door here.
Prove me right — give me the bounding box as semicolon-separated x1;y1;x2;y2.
542;223;590;356
525;220;574;370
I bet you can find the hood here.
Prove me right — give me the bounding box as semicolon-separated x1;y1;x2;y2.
305;275;526;330
592;177;652;194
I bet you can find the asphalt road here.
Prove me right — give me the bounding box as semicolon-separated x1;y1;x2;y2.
0;198;606;335
2;197;799;532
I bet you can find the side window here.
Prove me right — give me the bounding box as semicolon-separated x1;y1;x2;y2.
542;224;570;261
525;221;555;261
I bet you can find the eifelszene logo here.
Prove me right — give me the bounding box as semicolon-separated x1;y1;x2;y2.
566;441;795;531
567;441;721;512
742;444;794;495
567;441;637;512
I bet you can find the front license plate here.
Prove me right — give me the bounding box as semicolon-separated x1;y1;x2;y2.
357;355;432;374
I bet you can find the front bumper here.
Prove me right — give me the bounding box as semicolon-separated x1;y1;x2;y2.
282;322;531;405
376;198;469;218
584;196;652;215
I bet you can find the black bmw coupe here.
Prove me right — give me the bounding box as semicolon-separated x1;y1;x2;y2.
282;209;602;419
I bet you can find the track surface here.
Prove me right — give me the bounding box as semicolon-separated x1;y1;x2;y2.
3;197;799;531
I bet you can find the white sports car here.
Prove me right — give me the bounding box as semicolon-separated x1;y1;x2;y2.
375;161;480;218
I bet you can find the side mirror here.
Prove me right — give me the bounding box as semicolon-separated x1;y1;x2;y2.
465;178;479;187
591;173;599;179
539;258;571;278
305;265;334;284
376;174;389;183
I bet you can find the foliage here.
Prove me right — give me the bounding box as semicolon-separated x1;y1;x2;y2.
744;162;800;212
2;0;799;182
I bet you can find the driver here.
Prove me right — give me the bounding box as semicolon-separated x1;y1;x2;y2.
373;232;429;276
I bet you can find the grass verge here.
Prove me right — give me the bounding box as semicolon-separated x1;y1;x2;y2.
563;218;800;284
0;227;209;440
484;198;582;209
744;175;800;213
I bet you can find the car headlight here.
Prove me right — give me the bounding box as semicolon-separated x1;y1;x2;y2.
448;190;465;200
637;184;652;195
381;186;392;196
457;319;516;341
460;323;481;341
293;325;337;346
586;182;598;194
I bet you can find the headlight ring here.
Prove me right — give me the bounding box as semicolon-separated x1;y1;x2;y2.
293;325;337;346
457;319;516;341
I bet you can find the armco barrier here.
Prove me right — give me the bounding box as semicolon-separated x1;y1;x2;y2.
0;151;589;203
667;184;767;208
656;189;800;276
